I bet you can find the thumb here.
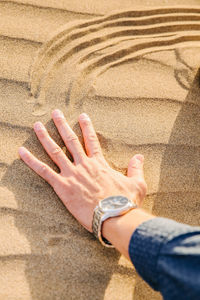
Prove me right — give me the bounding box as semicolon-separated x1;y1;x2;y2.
127;154;144;179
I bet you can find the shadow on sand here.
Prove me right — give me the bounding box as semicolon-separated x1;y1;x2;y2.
134;67;200;300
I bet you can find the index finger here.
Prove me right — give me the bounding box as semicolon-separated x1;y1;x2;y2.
18;147;59;186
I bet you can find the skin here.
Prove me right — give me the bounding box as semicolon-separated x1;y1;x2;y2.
18;109;154;259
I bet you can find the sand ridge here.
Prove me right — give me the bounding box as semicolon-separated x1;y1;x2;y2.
0;1;94;83
4;0;200;14
0;1;94;43
31;10;200;87
29;7;200;116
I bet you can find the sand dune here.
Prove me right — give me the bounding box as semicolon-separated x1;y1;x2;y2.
1;2;200;300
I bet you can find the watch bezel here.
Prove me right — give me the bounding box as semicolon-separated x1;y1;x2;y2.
101;204;135;222
99;196;133;215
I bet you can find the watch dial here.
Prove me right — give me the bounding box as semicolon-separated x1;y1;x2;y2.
100;196;129;212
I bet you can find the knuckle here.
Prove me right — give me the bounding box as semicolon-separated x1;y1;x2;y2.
51;147;62;157
131;165;138;170
80;158;91;170
87;133;97;142
66;134;78;143
38;164;49;176
80;158;88;168
91;147;101;156
76;151;85;161
96;155;108;165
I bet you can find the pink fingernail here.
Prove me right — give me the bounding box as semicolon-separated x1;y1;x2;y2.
79;113;90;120
135;154;144;163
18;147;27;157
34;122;43;131
53;109;64;118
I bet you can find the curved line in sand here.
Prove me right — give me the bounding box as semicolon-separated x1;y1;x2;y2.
31;32;200;105
30;6;200;82
90;34;200;74
3;1;200;17
2;0;101;16
66;34;200;107
94;96;200;109
79;24;200;65
30;15;200;92
95;141;200;151
31;35;200;117
146;191;200;197
29;7;200;115
31;24;200;99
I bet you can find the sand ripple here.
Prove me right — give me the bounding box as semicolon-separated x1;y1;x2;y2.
29;6;200;115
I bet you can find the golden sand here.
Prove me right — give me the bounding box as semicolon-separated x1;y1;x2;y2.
1;1;200;299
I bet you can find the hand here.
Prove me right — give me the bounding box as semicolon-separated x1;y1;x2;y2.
18;110;147;233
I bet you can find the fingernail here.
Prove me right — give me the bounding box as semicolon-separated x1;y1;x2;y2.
18;147;27;157
135;154;144;163
34;122;44;131
53;109;64;118
79;113;90;120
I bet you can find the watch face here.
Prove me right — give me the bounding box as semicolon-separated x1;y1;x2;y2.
99;196;129;213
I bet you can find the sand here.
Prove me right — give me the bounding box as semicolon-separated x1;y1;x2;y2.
1;1;200;299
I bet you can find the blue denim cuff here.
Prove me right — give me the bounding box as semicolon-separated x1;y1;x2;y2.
128;217;191;290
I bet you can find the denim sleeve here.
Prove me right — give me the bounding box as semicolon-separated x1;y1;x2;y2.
128;217;200;300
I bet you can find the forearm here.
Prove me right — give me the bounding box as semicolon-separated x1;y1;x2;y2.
102;208;155;259
105;214;200;300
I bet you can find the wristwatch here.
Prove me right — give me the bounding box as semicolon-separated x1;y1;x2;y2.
92;195;137;248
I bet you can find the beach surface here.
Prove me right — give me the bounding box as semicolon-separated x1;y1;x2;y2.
1;1;200;299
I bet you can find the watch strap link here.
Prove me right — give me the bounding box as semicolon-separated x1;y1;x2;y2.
92;207;114;247
92;207;102;239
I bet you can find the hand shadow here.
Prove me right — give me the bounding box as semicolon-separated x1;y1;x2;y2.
0;118;131;300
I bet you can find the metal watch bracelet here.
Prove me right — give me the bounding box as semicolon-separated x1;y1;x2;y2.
92;207;114;248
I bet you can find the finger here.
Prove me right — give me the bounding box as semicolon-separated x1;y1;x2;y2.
18;147;58;185
34;121;72;173
52;109;85;164
78;113;103;158
127;154;145;179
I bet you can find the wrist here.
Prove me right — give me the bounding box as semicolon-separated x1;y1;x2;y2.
102;208;155;259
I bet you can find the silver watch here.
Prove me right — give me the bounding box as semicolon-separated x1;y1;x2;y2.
92;196;137;247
